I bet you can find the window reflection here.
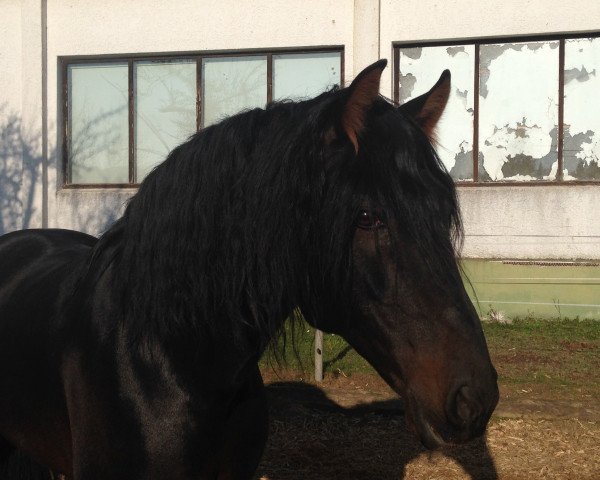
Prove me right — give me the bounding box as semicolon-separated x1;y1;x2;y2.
202;56;267;127
68;63;129;184
135;60;196;181
273;52;341;101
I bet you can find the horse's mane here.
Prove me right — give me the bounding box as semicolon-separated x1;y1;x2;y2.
87;90;462;355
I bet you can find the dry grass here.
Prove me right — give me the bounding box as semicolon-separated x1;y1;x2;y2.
255;396;600;480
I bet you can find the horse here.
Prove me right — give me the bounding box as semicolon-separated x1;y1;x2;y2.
0;59;498;479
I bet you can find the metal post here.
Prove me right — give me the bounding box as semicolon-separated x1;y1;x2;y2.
314;329;323;382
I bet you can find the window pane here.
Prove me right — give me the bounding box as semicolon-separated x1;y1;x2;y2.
479;41;559;181
202;56;267;127
68;63;129;184
399;45;475;180
563;37;600;180
273;52;341;101
135;60;196;181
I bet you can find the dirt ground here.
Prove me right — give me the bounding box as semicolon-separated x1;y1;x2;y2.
255;371;600;480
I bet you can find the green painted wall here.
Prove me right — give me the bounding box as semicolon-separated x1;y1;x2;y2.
462;259;600;319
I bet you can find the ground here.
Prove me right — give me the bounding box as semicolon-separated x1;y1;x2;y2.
255;374;600;480
254;319;600;479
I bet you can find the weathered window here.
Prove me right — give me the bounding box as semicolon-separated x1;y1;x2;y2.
395;34;600;183
63;49;342;186
479;42;559;182
399;45;475;180
564;37;600;180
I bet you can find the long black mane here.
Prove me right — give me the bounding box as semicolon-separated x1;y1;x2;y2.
87;90;462;354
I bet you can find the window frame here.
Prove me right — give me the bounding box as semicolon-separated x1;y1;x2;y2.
393;32;600;186
61;46;345;188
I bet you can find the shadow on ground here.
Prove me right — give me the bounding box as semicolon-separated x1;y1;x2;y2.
257;381;498;480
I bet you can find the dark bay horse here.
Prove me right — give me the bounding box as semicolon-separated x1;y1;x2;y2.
0;60;498;479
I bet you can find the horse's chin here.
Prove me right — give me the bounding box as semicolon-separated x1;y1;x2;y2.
407;403;452;450
405;397;487;450
381;377;452;449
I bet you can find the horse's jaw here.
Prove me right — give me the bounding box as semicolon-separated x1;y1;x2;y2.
342;322;498;450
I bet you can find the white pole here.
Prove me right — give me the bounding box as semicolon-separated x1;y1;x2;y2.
314;329;323;382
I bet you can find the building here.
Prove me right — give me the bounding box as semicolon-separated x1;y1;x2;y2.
2;0;600;317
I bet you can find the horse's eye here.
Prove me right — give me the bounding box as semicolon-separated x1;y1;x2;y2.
357;210;385;230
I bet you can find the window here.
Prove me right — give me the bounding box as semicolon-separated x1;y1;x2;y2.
394;34;600;183
63;48;343;186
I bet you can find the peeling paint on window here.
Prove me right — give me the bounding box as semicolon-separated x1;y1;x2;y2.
402;47;422;60
564;38;600;180
447;46;465;57
398;72;417;103
564;66;594;83
399;45;475;180
479;44;518;99
479;41;559;181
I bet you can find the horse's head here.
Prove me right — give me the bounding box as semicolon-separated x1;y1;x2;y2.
301;60;498;448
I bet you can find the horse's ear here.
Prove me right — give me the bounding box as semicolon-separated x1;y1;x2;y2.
340;59;387;153
399;69;451;140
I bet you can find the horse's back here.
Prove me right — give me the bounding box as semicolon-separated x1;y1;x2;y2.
0;228;95;271
0;229;96;472
0;228;95;295
0;227;97;348
0;228;95;326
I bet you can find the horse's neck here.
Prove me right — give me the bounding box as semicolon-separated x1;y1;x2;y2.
101;202;303;379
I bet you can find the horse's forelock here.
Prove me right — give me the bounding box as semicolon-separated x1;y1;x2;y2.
361;104;463;282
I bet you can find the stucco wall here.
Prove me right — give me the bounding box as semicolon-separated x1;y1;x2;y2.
2;0;600;258
0;2;23;234
459;186;600;259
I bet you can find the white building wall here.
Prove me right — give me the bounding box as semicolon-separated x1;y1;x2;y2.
459;186;600;259
0;2;23;234
2;0;600;258
21;0;46;230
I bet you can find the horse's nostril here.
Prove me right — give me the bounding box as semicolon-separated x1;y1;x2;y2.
448;384;483;431
440;375;498;442
455;385;478;425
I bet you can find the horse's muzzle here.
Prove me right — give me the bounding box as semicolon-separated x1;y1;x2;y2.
410;371;499;449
